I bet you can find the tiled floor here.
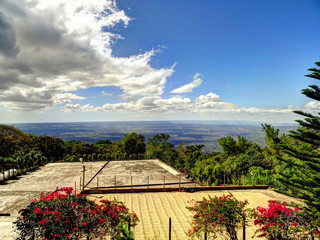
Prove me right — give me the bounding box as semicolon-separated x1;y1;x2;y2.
89;189;301;240
0;161;301;239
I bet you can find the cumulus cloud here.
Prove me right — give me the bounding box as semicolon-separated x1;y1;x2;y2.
0;0;174;111
196;92;221;103
0;0;301;122
305;101;320;110
63;91;294;118
0;10;20;57
171;73;202;93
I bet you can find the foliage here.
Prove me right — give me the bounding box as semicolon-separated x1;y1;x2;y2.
186;194;248;240
114;219;135;240
0;124;30;158
218;136;252;156
120;132;146;159
262;124;284;156
14;187;138;240
253;200;319;239
277;60;320;216
145;133;176;165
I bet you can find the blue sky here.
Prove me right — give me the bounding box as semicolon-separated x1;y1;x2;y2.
0;0;319;123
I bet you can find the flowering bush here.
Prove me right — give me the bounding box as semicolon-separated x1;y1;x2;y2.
253;200;319;239
14;187;139;240
186;194;249;240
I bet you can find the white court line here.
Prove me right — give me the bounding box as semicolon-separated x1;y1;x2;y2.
156;160;180;175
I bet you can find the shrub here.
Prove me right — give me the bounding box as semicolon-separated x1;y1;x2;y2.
14;187;138;240
253;200;319;239
186;193;248;240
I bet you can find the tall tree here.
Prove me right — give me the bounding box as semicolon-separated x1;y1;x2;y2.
218;136;252;156
146;133;177;165
121;132;146;159
261;124;283;155
279;60;320;217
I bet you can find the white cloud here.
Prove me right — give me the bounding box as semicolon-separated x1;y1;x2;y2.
0;0;175;111
196;92;221;103
171;73;202;94
63;92;294;118
102;91;112;97
305;101;320;110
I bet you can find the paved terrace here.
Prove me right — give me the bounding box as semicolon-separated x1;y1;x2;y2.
0;160;301;239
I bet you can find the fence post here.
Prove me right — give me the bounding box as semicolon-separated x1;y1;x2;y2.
204;232;207;240
252;174;255;186
131;176;133;189
169;217;171;240
82;165;85;191
224;174;226;186
243;215;246;240
97;177;99;188
163;176;166;189
114;176;116;190
238;172;240;186
75;181;77;194
179;176;181;190
147;176;149;189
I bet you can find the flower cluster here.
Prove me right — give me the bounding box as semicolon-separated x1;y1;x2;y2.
14;187;139;240
253;200;319;239
186;194;248;240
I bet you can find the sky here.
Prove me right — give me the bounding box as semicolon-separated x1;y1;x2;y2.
0;0;320;123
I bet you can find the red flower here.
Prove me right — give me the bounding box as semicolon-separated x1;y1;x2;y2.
39;219;47;225
82;222;87;226
73;227;79;231
53;234;60;238
34;208;41;214
99;218;105;223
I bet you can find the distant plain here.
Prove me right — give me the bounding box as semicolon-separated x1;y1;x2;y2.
13;121;297;152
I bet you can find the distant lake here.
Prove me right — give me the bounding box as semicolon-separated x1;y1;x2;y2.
13;121;297;152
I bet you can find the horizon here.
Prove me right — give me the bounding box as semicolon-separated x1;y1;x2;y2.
0;0;319;123
9;119;298;126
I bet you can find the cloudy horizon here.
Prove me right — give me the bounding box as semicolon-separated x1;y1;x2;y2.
0;0;319;124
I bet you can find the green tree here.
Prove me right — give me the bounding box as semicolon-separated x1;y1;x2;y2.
96;139;112;145
145;133;177;166
0;124;30;157
278;60;320;217
261;124;284;155
185;144;205;170
121;132;146;159
218;136;252;156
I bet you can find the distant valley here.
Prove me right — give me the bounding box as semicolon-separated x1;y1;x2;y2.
13;121;297;152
